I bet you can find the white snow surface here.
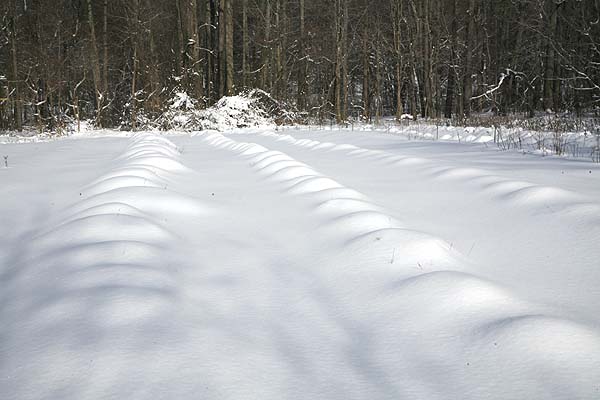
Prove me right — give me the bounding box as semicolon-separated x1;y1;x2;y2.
1;127;600;399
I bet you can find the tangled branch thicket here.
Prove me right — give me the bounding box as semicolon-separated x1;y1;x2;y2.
1;0;599;133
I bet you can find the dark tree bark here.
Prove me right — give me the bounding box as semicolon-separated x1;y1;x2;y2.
463;0;476;118
86;0;104;126
225;0;234;95
297;0;307;111
444;0;457;119
9;3;22;131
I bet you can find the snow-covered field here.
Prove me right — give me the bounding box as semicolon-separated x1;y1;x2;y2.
1;127;600;399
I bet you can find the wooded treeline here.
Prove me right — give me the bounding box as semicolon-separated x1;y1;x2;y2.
1;0;599;131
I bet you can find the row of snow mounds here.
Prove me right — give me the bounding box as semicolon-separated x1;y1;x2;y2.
257;130;600;223
199;131;460;273
423;165;600;223
199;131;600;399
0;133;209;400
257;130;429;166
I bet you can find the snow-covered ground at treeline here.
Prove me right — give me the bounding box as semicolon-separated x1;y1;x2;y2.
1;127;600;399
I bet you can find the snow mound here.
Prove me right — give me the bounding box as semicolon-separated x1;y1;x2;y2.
157;89;294;132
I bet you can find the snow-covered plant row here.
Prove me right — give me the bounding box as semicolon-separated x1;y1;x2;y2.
287;119;600;162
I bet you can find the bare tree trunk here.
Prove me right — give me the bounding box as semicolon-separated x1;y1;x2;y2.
148;27;162;113
422;0;432;118
103;0;108;96
392;0;404;119
225;0;234;95
408;0;424;118
362;29;370;121
463;0;476;118
275;0;282;98
218;0;225;98
431;0;443;118
205;0;215;104
280;0;288;100
175;0;184;77
9;7;22;131
407;1;420;119
444;0;457;119
242;0;248;88
334;0;343;122
129;0;140;130
504;7;530;113
297;0;307;111
543;0;559;112
179;0;201;99
375;33;382;124
333;0;349;122
341;0;349;120
57;16;64;130
71;75;86;133
261;0;272;92
131;41;138;130
35;4;48;131
86;0;104;126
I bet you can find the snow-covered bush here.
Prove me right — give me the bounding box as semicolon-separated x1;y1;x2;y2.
155;89;295;132
154;91;203;131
